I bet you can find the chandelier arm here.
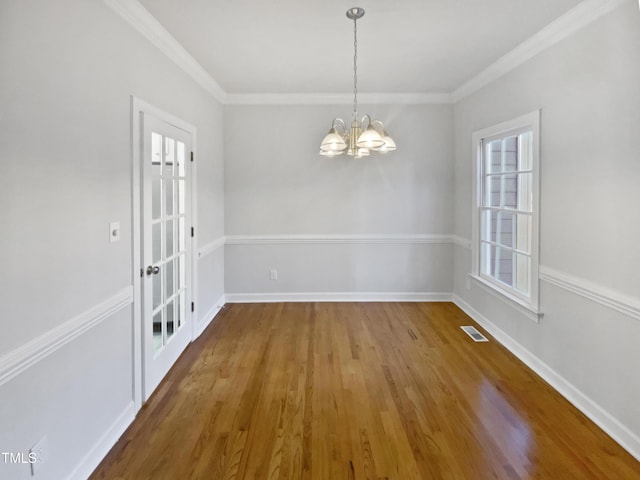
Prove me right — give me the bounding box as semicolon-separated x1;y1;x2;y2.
360;114;372;129
332;118;347;133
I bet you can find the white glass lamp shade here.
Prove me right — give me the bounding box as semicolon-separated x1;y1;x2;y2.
376;134;397;153
320;149;344;157
349;147;370;158
356;126;385;149
320;128;347;152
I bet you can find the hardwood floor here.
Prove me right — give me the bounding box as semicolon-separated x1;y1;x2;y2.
90;302;640;479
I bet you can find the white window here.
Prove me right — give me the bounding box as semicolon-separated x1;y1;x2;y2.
471;111;541;321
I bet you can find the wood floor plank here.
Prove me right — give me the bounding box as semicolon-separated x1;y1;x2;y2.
90;302;640;480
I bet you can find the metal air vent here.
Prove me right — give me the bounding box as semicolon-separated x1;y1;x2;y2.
460;325;489;342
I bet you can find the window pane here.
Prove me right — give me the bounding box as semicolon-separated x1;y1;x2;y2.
515;253;531;294
178;291;185;328
165;179;174;217
502;174;517;209
485;175;518;209
486;176;501;207
164;137;175;176
494;246;513;286
153;267;162;310
518;173;533;212
177;254;186;289
151;133;162;220
481;210;491;242
166;258;174;300
151;132;162;172
153;311;163;352
503;136;518;172
166;300;175;340
482;210;515;246
178;217;185;252
518;132;533;170
152;222;161;264
495;211;514;247
177;141;186;177
486;140;502;174
166;219;174;258
482;243;513;286
178;179;186;214
481;242;492;277
516;214;532;253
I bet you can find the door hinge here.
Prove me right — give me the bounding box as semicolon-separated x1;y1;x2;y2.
190;151;194;162
191;226;195;237
191;302;195;312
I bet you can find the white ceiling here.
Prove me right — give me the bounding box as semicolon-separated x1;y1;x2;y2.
138;0;583;95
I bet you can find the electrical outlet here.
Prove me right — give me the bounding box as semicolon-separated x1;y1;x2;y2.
29;436;48;476
270;269;278;280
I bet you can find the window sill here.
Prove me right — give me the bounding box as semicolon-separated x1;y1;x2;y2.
469;274;543;324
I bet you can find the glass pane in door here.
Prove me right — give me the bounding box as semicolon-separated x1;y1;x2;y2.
149;126;189;353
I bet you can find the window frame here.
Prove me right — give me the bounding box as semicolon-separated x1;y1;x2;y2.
471;110;542;322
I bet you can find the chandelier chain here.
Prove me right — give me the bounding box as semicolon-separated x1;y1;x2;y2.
353;16;358;122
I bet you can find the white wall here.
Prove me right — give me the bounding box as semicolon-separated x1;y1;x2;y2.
224;104;455;298
0;0;224;478
453;0;640;457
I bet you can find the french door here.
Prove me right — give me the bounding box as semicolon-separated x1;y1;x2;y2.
141;112;193;399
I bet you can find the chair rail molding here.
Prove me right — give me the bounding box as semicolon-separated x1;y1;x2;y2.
0;286;134;386
539;266;640;321
225;233;456;245
198;236;226;259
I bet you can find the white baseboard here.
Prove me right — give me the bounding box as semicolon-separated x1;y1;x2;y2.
452;294;640;462
66;401;135;480
225;292;453;303
194;295;226;339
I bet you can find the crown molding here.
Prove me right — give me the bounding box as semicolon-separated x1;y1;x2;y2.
105;0;627;106
452;0;628;102
104;0;227;103
225;92;453;105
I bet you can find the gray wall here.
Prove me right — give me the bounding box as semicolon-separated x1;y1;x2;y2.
0;0;224;478
453;0;640;449
224;104;455;296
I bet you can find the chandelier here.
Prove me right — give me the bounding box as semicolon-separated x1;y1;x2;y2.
319;7;397;158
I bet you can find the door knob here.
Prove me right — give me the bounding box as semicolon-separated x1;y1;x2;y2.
146;265;160;275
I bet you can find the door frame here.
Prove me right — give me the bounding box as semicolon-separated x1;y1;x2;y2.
131;96;198;412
